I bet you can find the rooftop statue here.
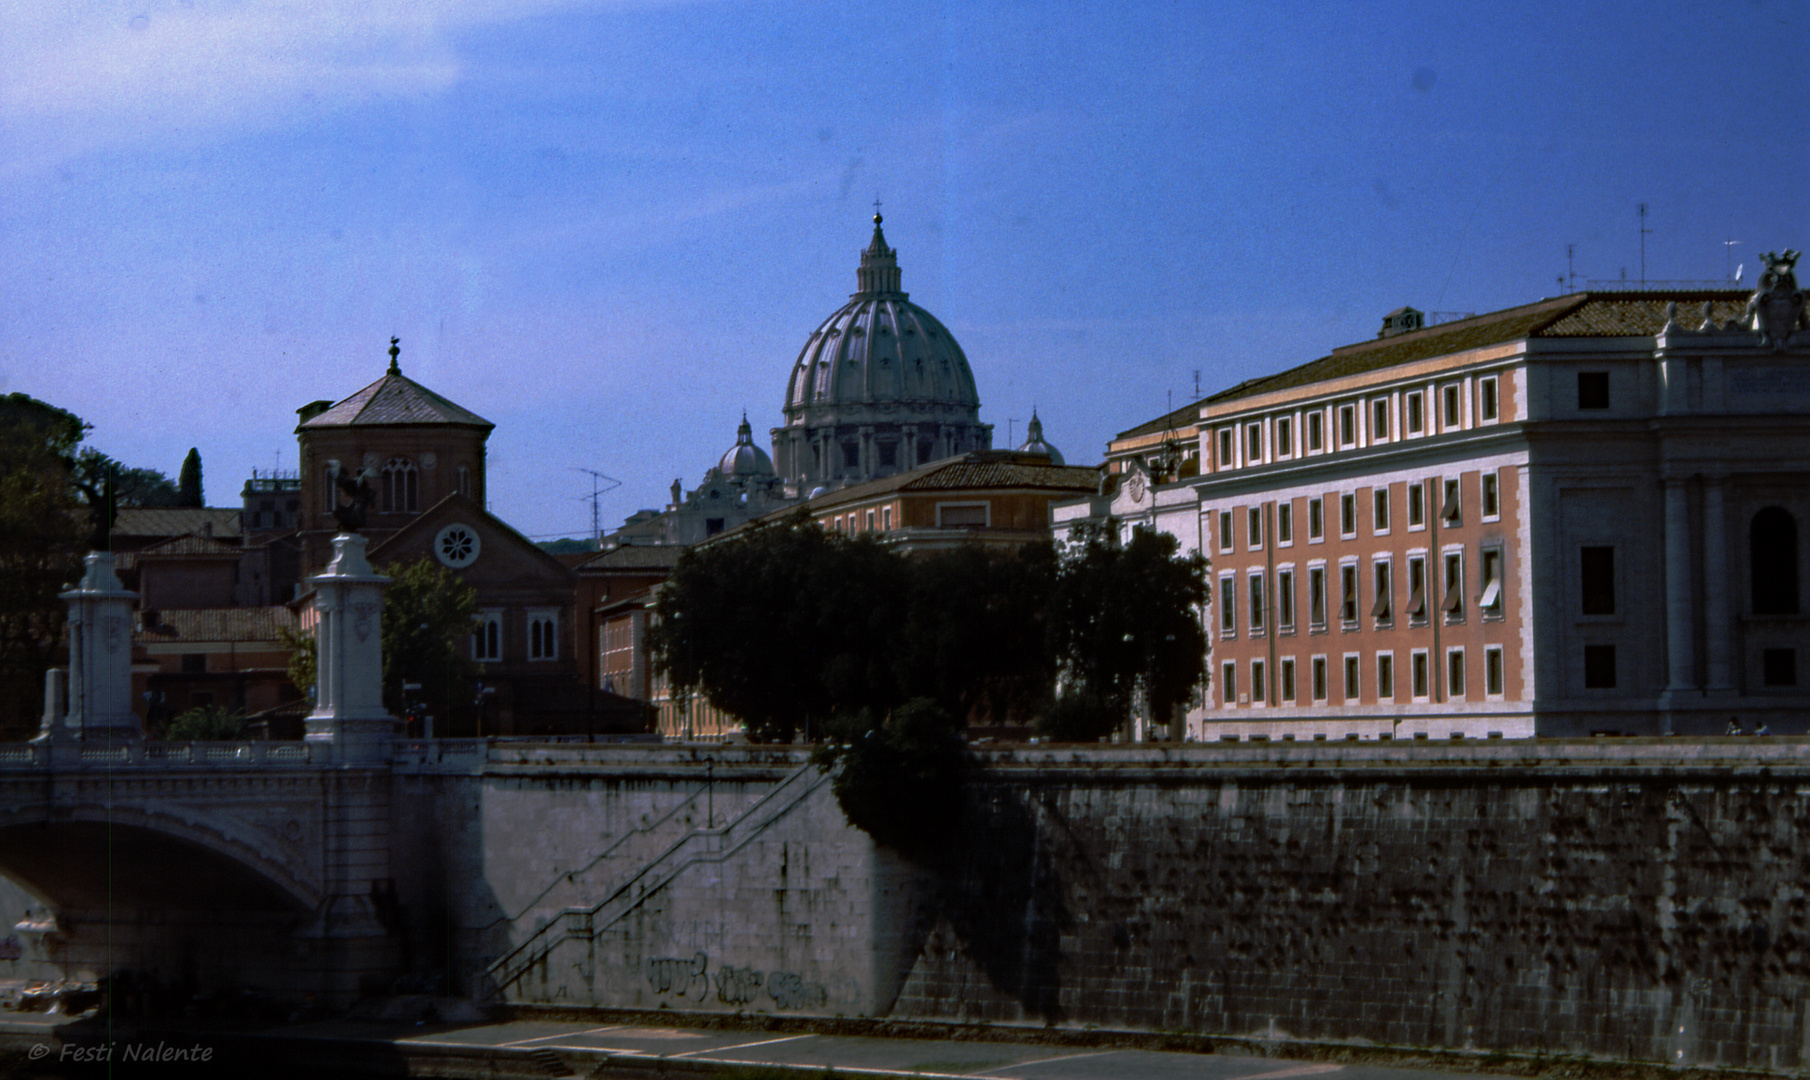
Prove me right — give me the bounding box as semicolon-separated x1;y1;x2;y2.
1748;250;1806;352
326;459;377;533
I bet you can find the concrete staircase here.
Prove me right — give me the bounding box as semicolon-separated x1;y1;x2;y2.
486;762;832;995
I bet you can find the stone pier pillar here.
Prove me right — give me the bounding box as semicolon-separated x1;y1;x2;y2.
305;532;397;764
42;552;142;743
298;532;401;1002
1661;479;1697;707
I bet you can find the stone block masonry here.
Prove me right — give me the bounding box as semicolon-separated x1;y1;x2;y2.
888;739;1810;1069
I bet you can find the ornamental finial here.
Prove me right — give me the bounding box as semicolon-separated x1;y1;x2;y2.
388;336;401;375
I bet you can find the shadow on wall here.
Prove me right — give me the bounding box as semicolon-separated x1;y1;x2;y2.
931;785;1073;1022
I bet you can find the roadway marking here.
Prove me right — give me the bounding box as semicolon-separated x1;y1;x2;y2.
500;1025;624;1046
671;1033;816;1058
975;1050;1114;1072
1232;1065;1344;1079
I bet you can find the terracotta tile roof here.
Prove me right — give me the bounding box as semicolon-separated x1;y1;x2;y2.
300;370;493;429
801;452;1099;512
113;507;241;540
1114;399;1208;440
136;534;242;559
576;543;688;572
1200;289;1751;409
138;606;296;644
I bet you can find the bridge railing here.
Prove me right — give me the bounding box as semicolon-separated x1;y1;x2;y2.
0;740;329;768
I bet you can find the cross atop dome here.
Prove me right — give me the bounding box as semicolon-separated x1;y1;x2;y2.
857;210;902;296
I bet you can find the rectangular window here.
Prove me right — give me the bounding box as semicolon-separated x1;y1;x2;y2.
1276;416;1293;456
1583;645;1616;689
1372;399;1390;441
1442;551;1465;619
1276;503;1293;544
1442;383;1462;427
1448;648;1467;697
1406;391;1425;433
1340;563;1359;623
1222;661;1238;705
1581;546;1616;615
1308;497;1324;540
1340;493;1356;537
1343;655;1360;700
1373;488;1390;533
1307;411;1325;452
1249;573;1266;633
882;506;893;529
1218;428;1234;467
1311;656;1328;701
1481;471;1500;519
1578;371;1610;409
1441;478;1462;525
1480;547;1504;615
1218;510;1234;553
1411;650;1430;699
1377;653;1395;700
1252;659;1267;703
1408;482;1426;527
1372;560;1393;622
1280;658;1297;702
1278;569;1296;630
1479;376;1499;421
1407;556;1428;622
1248;507;1263;548
1246;422;1263;462
1764;648;1797;687
865;510;875;531
1486;645;1505;696
1219;575;1237;635
1338;404;1357;446
1308;566;1327;628
938;504;988;527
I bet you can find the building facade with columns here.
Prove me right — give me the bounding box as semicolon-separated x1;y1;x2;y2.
1105;274;1809;741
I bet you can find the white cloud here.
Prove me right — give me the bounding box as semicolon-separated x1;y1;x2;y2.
0;0;680;171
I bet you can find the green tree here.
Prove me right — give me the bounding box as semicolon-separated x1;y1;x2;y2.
1044;524;1209;741
162;704;247;741
177;448;203;507
814;698;967;859
0;394;87;738
377;559;481;725
650;512;906;743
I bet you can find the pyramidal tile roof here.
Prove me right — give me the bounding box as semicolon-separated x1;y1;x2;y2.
300;368;493;429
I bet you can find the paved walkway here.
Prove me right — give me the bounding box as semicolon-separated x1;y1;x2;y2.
367;1018;1516;1080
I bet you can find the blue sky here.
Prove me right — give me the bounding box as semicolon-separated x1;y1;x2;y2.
3;0;1805;539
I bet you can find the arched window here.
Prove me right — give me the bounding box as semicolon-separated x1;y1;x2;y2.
1752;506;1799;614
382;458;418;513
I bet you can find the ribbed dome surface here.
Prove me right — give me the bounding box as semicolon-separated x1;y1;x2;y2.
782;219;980;417
718;415;775;477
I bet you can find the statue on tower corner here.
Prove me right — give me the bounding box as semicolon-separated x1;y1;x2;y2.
1747;250;1806;352
326;459;377;533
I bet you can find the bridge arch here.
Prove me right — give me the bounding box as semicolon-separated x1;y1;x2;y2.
0;803;321;916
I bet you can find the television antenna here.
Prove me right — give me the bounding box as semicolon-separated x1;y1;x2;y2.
1725;239;1742;283
1638;203;1651;285
573;468;622;547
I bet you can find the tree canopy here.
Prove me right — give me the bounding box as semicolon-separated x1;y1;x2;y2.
0;394;87;737
650;513;1209;855
178;448;203;507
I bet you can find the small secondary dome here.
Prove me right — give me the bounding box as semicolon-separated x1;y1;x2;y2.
717;414;775;477
1016;410;1064;465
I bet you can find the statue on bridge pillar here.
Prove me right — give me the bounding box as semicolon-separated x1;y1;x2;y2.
35;551;143;746
304;531;398;763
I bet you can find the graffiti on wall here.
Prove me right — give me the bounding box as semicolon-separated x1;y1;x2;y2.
644;952;709;1000
643;951;826;1011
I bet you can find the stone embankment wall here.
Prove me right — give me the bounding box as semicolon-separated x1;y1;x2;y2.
407;738;1810;1069
892;739;1810;1070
